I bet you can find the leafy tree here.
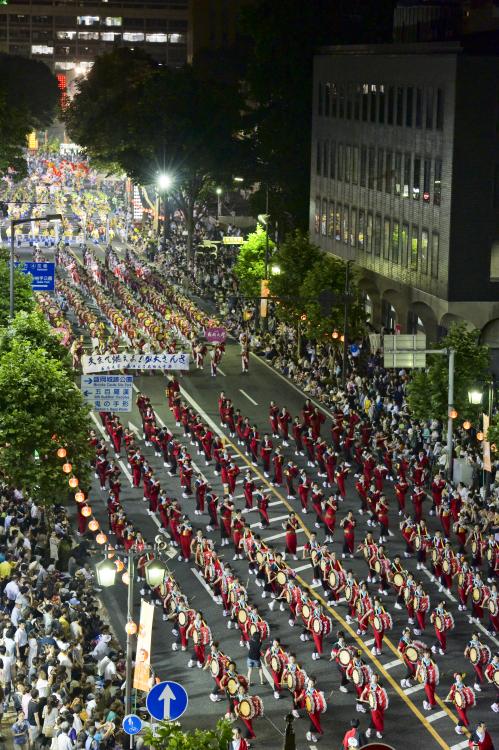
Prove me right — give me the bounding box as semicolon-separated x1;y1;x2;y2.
406;323;490;423
0;341;92;505
487;414;499;453
233;224;275;299
299;254;366;342
0;310;71;370
142;719;232;750
0;249;35;327
268;230;321;325
65;49;245;260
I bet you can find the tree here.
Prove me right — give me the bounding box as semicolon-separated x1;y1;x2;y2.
299;254;366;342
65;49;245;260
487;414;499;453
0;310;71;370
233;224;275;299
142;719;232;750
0;249;35;327
268;230;321;325
0;54;59;177
0;341;92;505
406;323;491;423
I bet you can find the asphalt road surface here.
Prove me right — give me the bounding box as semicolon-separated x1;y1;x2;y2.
82;338;499;750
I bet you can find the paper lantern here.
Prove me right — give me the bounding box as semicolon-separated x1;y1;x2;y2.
62;462;72;474
88;519;99;532
463;421;471;430
122;571;130;585
107;546;116;559
115;559;125;572
332;331;339;339
340;335;345;342
57;447;67;459
449;409;458;419
69;476;79;488
125;621;137;635
476;432;484;441
74;491;85;503
81;505;92;518
96;532;107;545
300;314;307;321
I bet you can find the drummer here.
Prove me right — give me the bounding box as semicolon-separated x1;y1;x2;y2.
445;672;475;734
329;630;351;693
397;627;419;688
430;599;454;656
416;646;439;712
234;685;262;742
484;652;499;713
264;638;287;700
296;675;326;744
464;632;491;693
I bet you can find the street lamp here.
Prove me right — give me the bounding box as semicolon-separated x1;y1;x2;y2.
468;389;484;406
10;213;62;319
145;558;167;588
271;264;281;275
216;187;222;218
95;558;117;587
157;173;174;250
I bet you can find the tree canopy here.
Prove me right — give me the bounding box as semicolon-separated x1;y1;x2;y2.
0;249;35;327
142;719;232;750
233;224;275;299
268;230;321;325
406;323;491;423
0;309;71;370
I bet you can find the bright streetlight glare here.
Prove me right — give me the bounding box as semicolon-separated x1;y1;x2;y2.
468;389;483;405
271;264;281;275
233;176;244;182
158;173;173;190
95;558;117;587
216;187;222;195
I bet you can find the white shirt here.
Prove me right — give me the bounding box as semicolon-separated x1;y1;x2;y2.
4;580;19;601
56;731;74;750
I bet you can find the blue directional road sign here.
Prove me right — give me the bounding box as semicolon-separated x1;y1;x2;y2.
146;681;188;722
80;374;133;413
15;261;55;292
122;714;143;736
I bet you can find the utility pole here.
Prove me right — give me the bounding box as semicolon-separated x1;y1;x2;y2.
342;260;352;387
446;348;455;483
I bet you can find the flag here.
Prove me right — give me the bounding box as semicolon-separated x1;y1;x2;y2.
133;599;155;692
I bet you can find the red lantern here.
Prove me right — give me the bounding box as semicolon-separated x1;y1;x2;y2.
57;447;67;459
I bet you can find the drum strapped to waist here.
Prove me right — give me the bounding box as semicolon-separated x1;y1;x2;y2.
226;677;240;695
493;668;499;688
338;647;353;667
405;645;420;664
352;666;365;686
329;569;339;589
392;571;405;589
270;654;284;674
368;692;377;710
431;548;439;564
457;572;465;588
178;611;188;627
414;536;422;551
238;696;263;719
312;616;323;634
237;609;248;625
442;558;452;575
256;551;265;566
472;587;482;603
471;540;479;556
373;559;382;575
276;570;287;586
344;584;353;602
488;599;498;616
301;603;311;620
486;547;494;562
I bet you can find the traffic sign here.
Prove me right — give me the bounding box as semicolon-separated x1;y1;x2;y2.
15;261;55;291
80;374;133;413
146;681;188;722
122;714;143;736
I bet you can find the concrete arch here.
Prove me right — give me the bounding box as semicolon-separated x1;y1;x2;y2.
408;301;438;343
481;318;499;347
381;288;409;332
357;276;382;328
439;312;475;333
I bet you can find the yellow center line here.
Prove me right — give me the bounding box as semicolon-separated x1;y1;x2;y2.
180;394;453;750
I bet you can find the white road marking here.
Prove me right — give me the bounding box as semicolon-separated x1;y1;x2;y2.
264;528;305;543
450;741;470;750
269;499;283;506
191;567;219;604
405;684;425;695
420;565;456;602
364;638;375;647
128;421;140;436
294;563;312;573
90;412;110;442
426;710;447;723
239;389;258;406
217;367;226;376
132;383;140;393
118;459;133;485
383;658;402;670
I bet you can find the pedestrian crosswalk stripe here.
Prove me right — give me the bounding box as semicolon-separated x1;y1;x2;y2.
383;658;402;670
426;710;447;723
405;684;425;695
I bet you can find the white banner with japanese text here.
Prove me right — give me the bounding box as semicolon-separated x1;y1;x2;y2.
82;351;190;374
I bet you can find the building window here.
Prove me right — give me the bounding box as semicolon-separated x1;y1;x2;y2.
362;84;369;121
328;202;334;237
314;197;320;233
415;88;422;128
406;86;413;127
339;85;345;118
376;149;384;191
358;209;365;250
368;147;375;190
423;159;431;203
394;152;402;196
31;44;53;54
413;156;421;200
383;217;391;259
374;214;381;256
426;88;434;129
78;31;98;39
337;144;344;181
316;142;321;176
321;199;327;236
385;151;392;194
146;33;167;42
77;15;99;25
370;88;377;122
421;228;429;274
366;211;373;253
342;206;349;244
434;158;442;205
344;145;351;183
354;85;361;120
410;225;419;270
56;31;76;39
401;223;409;266
101;32;119;41
331;83;337;117
360;146;367;187
324;83;330;116
387;85;394;125
123;32;144;41
335;204;341;241
168;34;185;44
323;142;329;179
396;86;404;126
379;86;385;123
436;88;444;130
346;84;352;119
104;17;122;25
392;220;400;263
350;208;357;247
431;232;439;278
352;146;359;185
330;142;336;179
318;82;323;116
403;153;411;198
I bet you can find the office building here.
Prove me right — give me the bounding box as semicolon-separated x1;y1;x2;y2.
309;41;499;352
187;0;256;63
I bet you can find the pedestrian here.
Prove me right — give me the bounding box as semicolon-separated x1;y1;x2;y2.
246;632;264;687
11;711;29;750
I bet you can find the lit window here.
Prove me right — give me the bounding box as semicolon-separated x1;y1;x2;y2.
383;217;390;259
335;204;341;242
328;202;335;238
314;197;320;233
350;208;357;247
77;16;100;25
169;33;185;44
392;221;399;263
342;206;349;244
410;225;419;270
431;232;439;278
101;32;119;41
56;31;76;40
413;157;421;200
321;199;327;236
421;229;429;274
146;33;167;43
104;17;122;26
374;214;381;256
366;211;373;252
358;209;365;250
434;158;442;206
78;31;99;40
401;224;409;266
123;32;144;42
55;61;73;70
31;45;53;54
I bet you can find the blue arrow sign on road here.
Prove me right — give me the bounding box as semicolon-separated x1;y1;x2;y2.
122;714;143;736
146;681;188;722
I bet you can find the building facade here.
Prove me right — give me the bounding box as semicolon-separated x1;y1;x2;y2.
309;42;499;351
0;0;188;77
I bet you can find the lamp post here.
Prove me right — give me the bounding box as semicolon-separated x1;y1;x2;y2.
342;260;353;388
157;173;173;250
10;213;62;319
468;381;495;492
95;548;168;746
216;187;222;218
